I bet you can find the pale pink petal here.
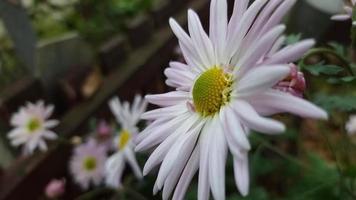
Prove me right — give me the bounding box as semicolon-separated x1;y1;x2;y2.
209;0;227;63
198;120;212;200
235;65;290;97
141;103;188;120
331;14;351;21
208;118;227;200
172;145;200;200
188;9;216;67
124;148;143;179
232;100;286;134
233;152;249;196
248;89;328;119
146;91;190;107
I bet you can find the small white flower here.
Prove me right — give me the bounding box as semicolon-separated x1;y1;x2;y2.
331;0;356;26
136;0;328;200
7;101;59;155
346;115;356;135
69;139;107;190
105;95;147;188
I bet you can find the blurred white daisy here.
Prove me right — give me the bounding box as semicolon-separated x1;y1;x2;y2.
331;0;356;25
7;101;59;155
135;0;328;200
69;139;107;190
346;115;356;135
105;95;147;188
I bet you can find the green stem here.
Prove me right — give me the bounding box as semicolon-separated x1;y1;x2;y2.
301;48;354;76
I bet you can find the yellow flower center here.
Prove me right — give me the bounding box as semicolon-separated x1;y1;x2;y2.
192;67;233;116
27;118;41;133
83;156;97;171
118;130;131;150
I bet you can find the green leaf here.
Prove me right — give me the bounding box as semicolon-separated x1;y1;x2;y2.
285;33;302;45
313;94;356;112
328;42;347;57
303;64;344;76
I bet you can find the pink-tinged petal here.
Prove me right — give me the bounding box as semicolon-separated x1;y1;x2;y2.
235;25;286;77
209;118;227;200
44;120;59;128
156;121;203;190
209;0;227;63
232;100;286;134
198;120;212;200
248;89;328;119
188;9;216;67
331;14;351;21
105;153;125;188
233;152;249;196
141;103;188;120
259;0;296;37
267;35;286;57
142;114;200;175
135;118;169;144
44;104;54;119
146;91;190;107
241;0;283;52
43;131;58;140
228;0;249;34
124;148;143;179
220;107;250;151
172;145;200;200
164;68;194;83
169;18;205;71
38;139;48;151
236;65;290;97
136;113;189;151
169;61;189;70
226;0;268;59
263;39;315;65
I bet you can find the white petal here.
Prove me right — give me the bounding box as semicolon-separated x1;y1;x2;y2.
142;114;200;175
232;100;286;134
233;153;250;196
172;145;200;200
146;91;190;107
135;118;170;144
124;148;143;179
248;89;328;119
141;103;188;120
105;153;125;188
235;25;286;77
198;120;212;200
208;118;227;200
136;113;189;152
156;121;203;190
44;120;59;128
188;9;216;67
169;18;205;71
263;39;315;65
226;0;268;59
43;131;58;140
220;107;250;152
209;0;227;63
331;14;351;21
236;65;290;97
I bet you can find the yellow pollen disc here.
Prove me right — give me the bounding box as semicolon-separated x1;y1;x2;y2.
27;118;41;133
118;130;131;150
193;67;232;116
83;156;97;171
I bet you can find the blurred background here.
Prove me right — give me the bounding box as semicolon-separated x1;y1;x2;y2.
0;0;355;199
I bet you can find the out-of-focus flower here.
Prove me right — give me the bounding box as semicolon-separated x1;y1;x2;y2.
70;136;83;145
273;64;306;97
331;0;356;25
7;101;59;155
69;139;107;190
346;115;356;135
45;178;66;199
136;0;328;199
105;95;147;188
97;120;112;138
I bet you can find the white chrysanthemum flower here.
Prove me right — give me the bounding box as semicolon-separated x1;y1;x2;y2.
105;95;147;188
331;0;356;26
346;115;356;135
7;101;59;155
135;0;328;200
69;139;107;190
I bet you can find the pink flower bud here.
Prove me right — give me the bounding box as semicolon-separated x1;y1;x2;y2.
45;178;65;199
274;64;306;97
97;120;112;138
